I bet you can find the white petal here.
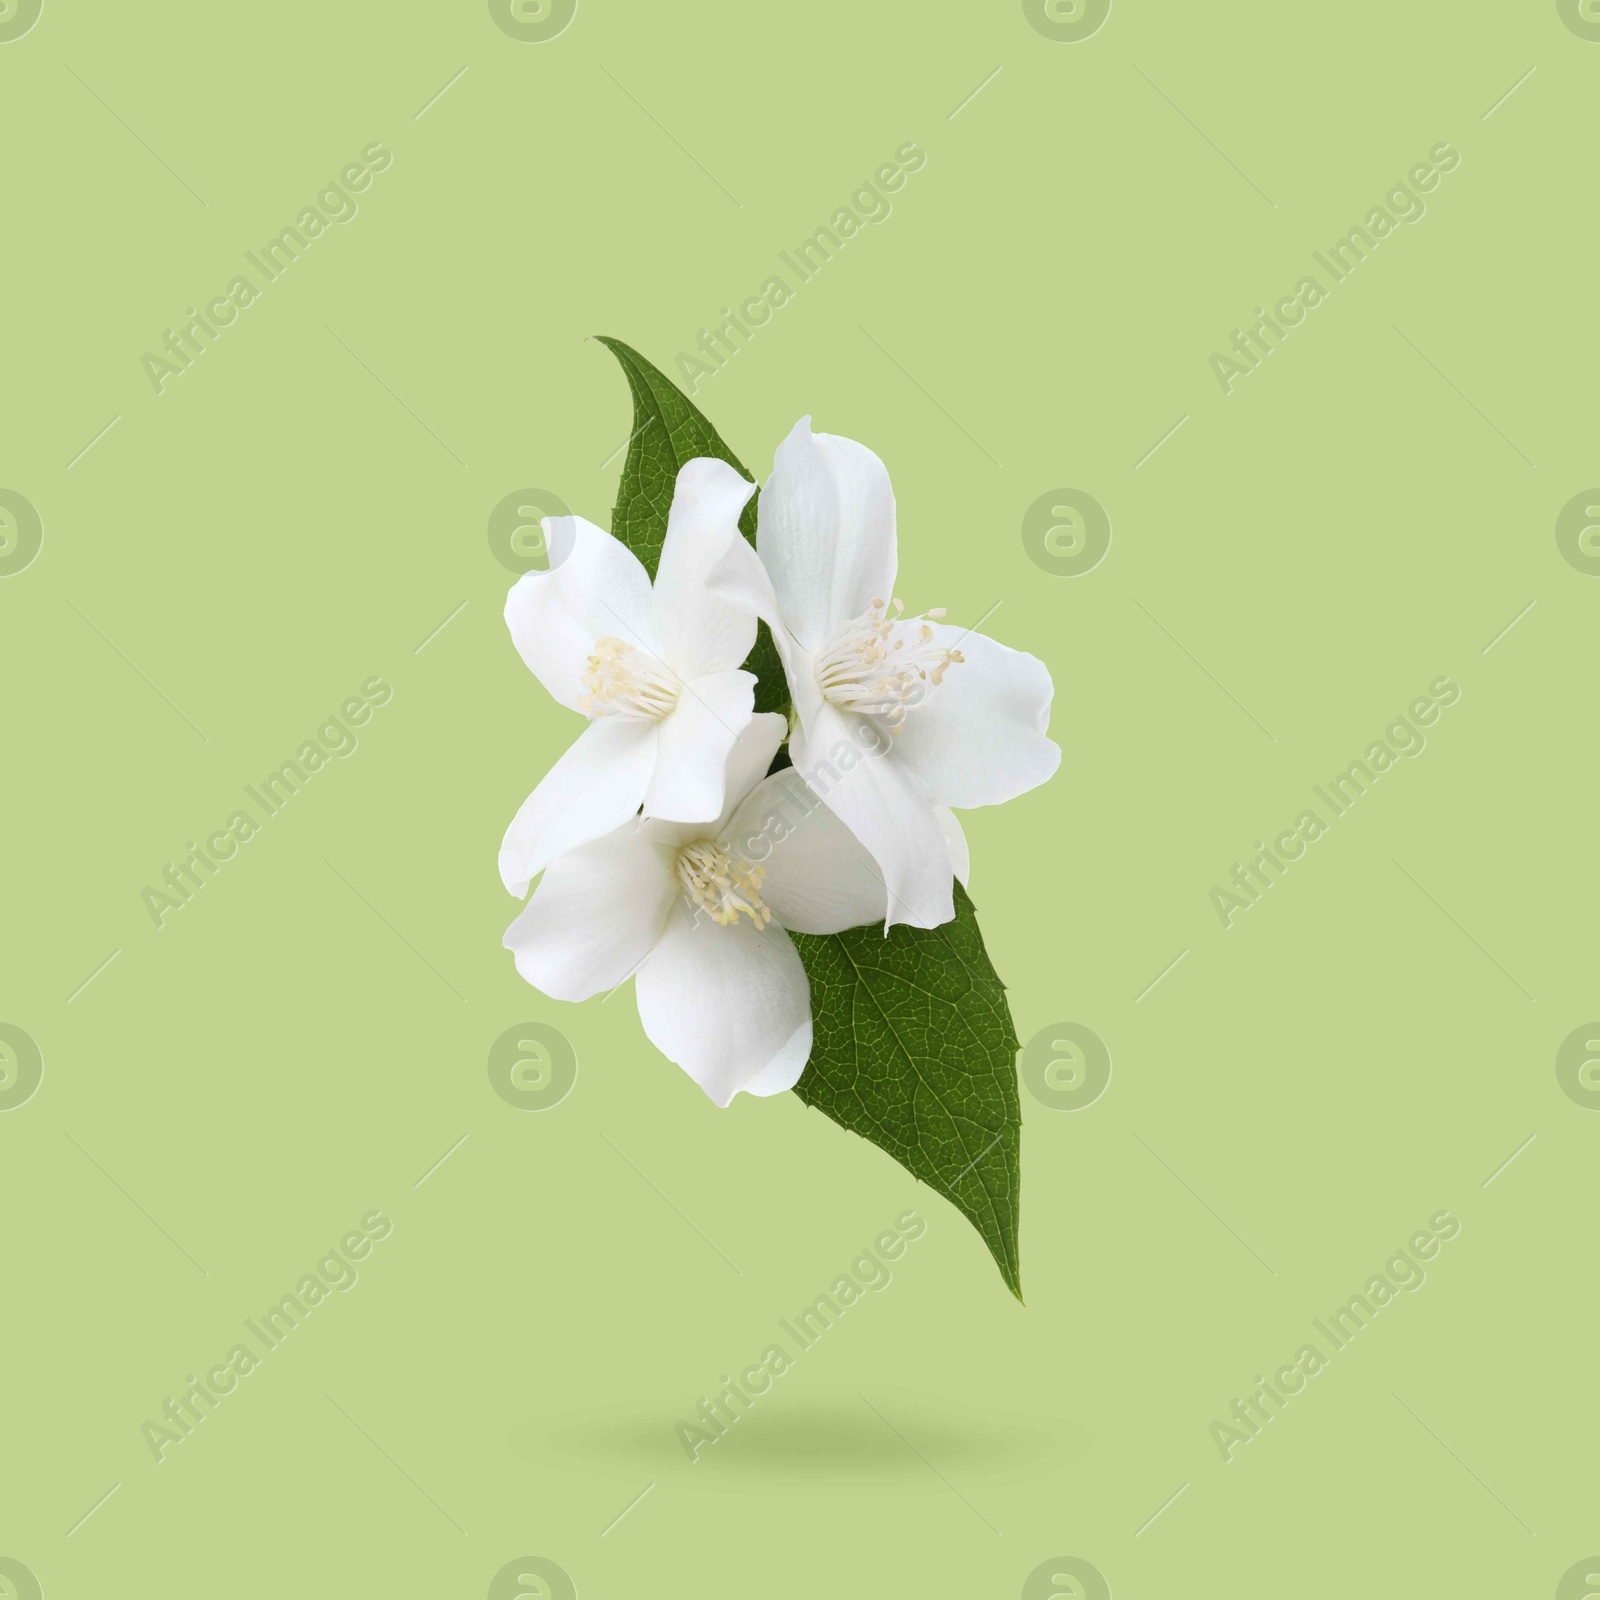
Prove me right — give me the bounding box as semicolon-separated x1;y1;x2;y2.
711;711;789;831
504;517;657;712
790;703;954;931
891;628;1061;808
499;717;658;896
634;902;812;1106
640;669;756;824
726;770;887;935
756;417;897;654
706;533;822;727
652;459;759;680
503;823;676;1001
937;806;970;887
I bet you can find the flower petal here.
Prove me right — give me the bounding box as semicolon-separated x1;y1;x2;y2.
790;703;955;931
652;459;759;680
499;717;658;896
504;516;657;712
891;628;1061;808
634;902;812;1106
640;669;756;824
726;770;888;935
707;533;823;727
756;417;897;654
711;711;789;831
503;822;676;1001
937;806;970;887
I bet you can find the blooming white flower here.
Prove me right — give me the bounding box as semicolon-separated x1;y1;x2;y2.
499;458;763;897
503;714;963;1105
714;418;1059;929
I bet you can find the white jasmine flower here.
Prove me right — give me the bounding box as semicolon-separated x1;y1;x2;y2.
504;714;947;1106
499;459;762;897
714;418;1059;929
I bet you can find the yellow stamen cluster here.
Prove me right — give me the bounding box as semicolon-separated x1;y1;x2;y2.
675;840;772;929
814;598;964;733
578;636;680;720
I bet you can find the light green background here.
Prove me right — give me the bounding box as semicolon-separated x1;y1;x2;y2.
3;1;1596;1594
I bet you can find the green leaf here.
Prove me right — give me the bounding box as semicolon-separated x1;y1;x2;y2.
594;337;785;713
789;884;1024;1300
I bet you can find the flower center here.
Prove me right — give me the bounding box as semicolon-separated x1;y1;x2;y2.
578;636;680;720
675;840;771;929
814;598;963;733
